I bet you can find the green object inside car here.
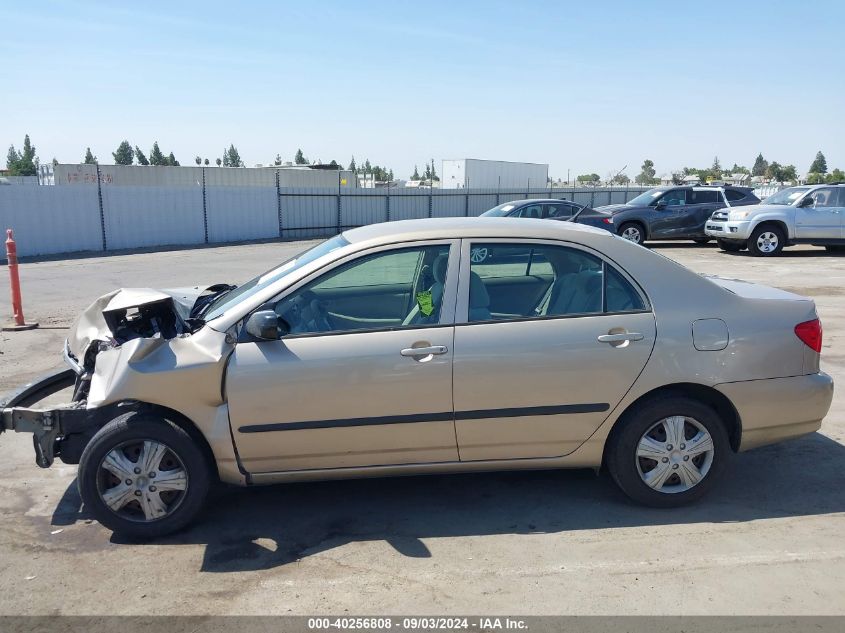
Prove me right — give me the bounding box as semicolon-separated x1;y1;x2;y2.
416;290;434;316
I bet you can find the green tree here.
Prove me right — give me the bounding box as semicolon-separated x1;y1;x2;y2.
225;144;242;167
112;140;134;165
430;158;439;181
348;156;357;174
204;158;209;166
215;157;222;166
730;163;749;174
780;164;797;183
329;159;338;167
710;156;722;179
6;135;38;175
167;152;179;167
752;153;768;177
274;154;282;166
294;148;308;165
635;159;656;185
195;156;202;165
809;151;827;174
83;147;97;164
411;165;420;180
134;146;149;165
149;142;166;166
577;173;601;184
611;173;630;185
826;168;845;183
806;173;825;184
766;161;783;182
423;163;431;181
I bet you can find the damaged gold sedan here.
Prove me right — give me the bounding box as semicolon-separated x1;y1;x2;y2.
0;218;834;537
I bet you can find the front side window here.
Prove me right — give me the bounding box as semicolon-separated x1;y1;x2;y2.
807;188;837;208
660;189;687;206
273;244;451;335
467;243;646;323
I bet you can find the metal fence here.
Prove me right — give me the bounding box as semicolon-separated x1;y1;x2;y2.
0;183;649;258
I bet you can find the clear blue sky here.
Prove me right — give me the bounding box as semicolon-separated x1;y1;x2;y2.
3;0;844;180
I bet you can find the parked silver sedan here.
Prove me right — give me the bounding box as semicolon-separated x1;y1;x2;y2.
0;218;834;537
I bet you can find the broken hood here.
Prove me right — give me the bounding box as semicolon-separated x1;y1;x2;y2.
67;284;227;361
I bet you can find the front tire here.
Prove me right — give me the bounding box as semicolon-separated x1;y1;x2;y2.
78;412;211;538
606;396;730;507
825;245;845;253
619;222;645;245
748;224;785;257
717;239;744;252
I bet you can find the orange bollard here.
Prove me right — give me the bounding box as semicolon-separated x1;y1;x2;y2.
3;229;38;331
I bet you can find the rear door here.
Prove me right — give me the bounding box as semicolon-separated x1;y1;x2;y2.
452;239;656;461
682;189;721;237
795;188;842;239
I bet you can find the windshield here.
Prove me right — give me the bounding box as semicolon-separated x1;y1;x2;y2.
481;203;518;217
762;186;811;206
203;234;349;320
626;188;666;206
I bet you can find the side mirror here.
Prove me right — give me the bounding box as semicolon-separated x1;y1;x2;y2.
798;196;815;208
245;310;288;341
655;199;668;210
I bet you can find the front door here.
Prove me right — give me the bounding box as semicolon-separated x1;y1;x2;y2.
650;189;688;238
227;241;460;473
452;240;656;461
796;188;843;239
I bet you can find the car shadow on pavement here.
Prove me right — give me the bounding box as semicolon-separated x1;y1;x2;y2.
50;431;845;572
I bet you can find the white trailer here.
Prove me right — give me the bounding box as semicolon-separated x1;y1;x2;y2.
441;159;548;189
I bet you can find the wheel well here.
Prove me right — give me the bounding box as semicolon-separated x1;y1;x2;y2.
118;402;219;482
604;383;742;462
753;219;789;240
618;219;647;239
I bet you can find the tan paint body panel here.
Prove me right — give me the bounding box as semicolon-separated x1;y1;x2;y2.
227;327;458;472
453;313;656;460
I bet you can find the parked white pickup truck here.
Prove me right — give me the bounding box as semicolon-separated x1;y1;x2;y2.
705;184;845;256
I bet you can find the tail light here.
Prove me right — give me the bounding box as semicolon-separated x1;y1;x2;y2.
602;217;613;224
795;318;822;353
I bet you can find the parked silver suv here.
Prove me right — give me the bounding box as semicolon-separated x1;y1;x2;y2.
705;184;845;256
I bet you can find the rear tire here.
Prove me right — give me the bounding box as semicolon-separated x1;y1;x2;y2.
78;412;211;538
717;239;744;252
825;245;845;253
606;396;731;507
748;224;785;257
619;222;645;245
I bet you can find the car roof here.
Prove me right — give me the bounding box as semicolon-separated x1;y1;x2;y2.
344;217;608;245
500;198;575;204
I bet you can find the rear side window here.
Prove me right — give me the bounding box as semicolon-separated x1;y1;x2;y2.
725;189;746;201
690;190;719;204
467;243;648;323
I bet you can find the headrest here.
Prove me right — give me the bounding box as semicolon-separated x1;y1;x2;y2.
469;272;490;308
433;253;449;283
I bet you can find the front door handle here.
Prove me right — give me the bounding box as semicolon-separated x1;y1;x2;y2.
400;345;448;357
597;332;644;344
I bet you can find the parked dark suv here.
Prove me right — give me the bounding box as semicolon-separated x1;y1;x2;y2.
595;186;760;245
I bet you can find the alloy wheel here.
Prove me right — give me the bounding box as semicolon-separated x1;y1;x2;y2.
621;226;642;244
756;231;779;254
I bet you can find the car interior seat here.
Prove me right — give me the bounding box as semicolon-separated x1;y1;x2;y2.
468;272;492;321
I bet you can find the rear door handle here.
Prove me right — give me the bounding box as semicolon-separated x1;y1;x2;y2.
400;345;448;357
597;332;644;344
